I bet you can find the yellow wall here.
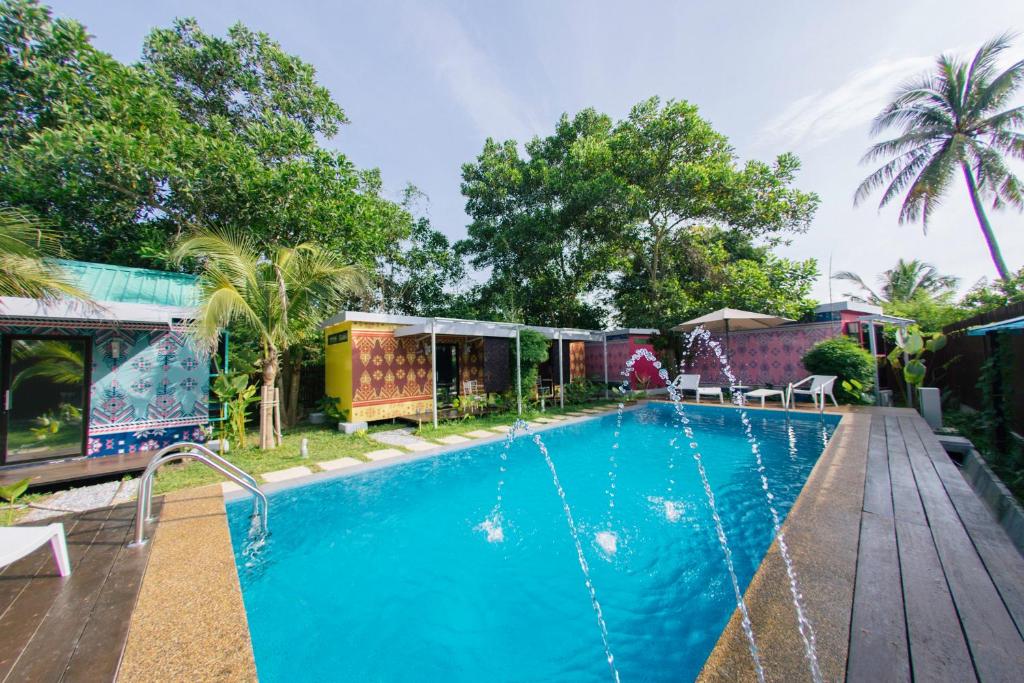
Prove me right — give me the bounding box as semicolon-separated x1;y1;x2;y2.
323;320;354;416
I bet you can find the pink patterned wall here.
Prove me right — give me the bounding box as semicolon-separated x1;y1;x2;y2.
685;323;840;388
585;335;668;388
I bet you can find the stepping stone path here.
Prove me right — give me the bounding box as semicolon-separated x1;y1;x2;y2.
547;415;568;421
370;427;439;453
436;435;471;445
532;417;556;424
23;478;141;522
464;429;497;439
365;448;404;461
261;466;312;483
318;457;362;471
490;425;512;434
566;412;586;417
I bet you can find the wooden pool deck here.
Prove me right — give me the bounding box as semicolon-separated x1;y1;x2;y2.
701;406;1024;681
0;501;156;682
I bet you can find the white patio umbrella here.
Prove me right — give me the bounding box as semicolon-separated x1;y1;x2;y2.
671;307;793;350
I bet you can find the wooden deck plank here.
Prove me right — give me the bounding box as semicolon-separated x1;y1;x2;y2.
862;416;893;518
884;416;927;527
0;451;154;488
910;418;1024;638
897;417;1024;682
894;518;977;681
846;510;910;682
63;500;162;682
5;504;137;682
0;507;113;679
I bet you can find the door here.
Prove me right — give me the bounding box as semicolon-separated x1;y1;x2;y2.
435;343;460;404
2;335;91;464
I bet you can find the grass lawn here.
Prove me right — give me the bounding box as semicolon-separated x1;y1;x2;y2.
152;424;382;494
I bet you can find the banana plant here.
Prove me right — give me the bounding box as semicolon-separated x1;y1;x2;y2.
212;372;260;450
887;328;947;388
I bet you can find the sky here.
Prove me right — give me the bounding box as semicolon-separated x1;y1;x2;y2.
47;0;1024;303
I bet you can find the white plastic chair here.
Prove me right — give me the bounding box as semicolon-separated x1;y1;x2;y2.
0;523;72;576
787;375;839;409
671;374;724;403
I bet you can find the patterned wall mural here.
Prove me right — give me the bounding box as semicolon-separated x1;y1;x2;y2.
1;322;210;458
350;330;433;421
585;337;667;388
685;323;839;387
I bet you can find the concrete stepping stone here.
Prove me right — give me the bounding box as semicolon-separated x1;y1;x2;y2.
318;457;362;471
464;429;497;439
366;448;405;461
436;435;472;445
369;428;421;447
403;441;439;453
533;417;556;424
565;412;586;417
261;466;312;483
490;425;512;433
221;481;243;494
547;415;568;421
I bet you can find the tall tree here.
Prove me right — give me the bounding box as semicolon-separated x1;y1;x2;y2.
173;230;367;450
0;2;412;268
857;34;1024;280
834;259;959;305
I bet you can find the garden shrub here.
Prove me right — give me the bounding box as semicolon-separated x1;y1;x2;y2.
801;336;875;403
512;328;550;398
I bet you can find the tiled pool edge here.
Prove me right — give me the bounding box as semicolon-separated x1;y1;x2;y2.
119;486;257;682
697;410;871;681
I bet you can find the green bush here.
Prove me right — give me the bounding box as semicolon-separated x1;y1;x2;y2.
801;336;875;403
513;328;550;397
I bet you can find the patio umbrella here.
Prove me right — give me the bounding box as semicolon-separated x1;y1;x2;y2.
671;307;793;351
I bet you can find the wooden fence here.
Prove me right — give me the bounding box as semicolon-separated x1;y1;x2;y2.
936;302;1024;435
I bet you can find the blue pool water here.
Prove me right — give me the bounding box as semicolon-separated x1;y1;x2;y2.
227;403;839;682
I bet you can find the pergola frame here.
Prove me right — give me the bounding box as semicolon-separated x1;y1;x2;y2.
858;313;915;407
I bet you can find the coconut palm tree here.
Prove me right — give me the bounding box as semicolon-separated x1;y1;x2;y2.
856;33;1024;280
173;229;368;450
0;206;86;301
834;258;959;305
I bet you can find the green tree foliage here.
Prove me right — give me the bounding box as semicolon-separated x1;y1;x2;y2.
0;206;87;301
857;34;1024;280
375;188;466;316
0;1;411;269
459;97;818;329
835;259;964;332
801;337;876;402
172;229;367;449
961;268;1024;313
512;328;550;400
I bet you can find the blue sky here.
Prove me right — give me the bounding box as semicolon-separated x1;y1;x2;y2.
48;0;1023;302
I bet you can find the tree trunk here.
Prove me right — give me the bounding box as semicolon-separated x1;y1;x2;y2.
286;350;303;428
259;347;279;450
962;164;1011;280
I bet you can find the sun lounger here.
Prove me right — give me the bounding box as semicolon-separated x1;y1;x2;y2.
0;523;72;576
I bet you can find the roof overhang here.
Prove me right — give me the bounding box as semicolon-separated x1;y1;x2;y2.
0;297;194;326
966;315;1024;336
393;319;518;339
857;314;915;326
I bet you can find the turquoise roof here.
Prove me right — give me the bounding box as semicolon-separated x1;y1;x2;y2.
56;260;199;307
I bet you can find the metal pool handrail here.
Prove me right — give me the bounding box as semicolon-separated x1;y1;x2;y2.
129;441;268;547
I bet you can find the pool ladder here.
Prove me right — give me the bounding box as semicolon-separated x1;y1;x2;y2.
129;441;268;547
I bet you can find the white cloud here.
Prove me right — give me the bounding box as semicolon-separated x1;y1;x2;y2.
757;54;936;151
402;5;542;142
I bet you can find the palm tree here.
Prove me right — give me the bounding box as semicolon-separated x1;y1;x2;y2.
0;206;87;301
856;33;1024;280
173;230;368;450
834;258;959;305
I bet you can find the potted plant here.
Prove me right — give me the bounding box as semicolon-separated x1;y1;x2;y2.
887;327;947;424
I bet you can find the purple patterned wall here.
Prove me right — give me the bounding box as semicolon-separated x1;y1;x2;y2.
685;323;840;388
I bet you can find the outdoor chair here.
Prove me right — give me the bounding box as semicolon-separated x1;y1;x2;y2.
671;374;724;403
0;523;72;577
786;375;839;409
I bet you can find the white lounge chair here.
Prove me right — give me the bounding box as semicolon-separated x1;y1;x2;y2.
787;375;839;409
671;374;724;403
0;523;72;576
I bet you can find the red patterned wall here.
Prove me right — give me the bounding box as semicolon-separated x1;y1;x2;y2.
352;331;431;406
685;323;839;387
585;336;667;387
457;337;484;390
569;341;585;380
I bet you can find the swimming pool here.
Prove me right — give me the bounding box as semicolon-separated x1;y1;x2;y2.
227;403;839;681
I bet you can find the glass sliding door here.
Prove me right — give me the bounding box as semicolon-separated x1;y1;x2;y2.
2;336;90;464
